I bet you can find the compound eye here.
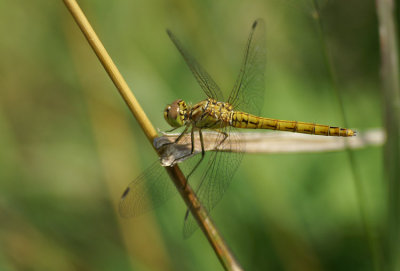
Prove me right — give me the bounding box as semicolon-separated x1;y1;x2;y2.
168;103;179;120
164;99;186;128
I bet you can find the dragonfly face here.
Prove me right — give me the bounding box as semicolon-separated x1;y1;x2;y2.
164;99;188;127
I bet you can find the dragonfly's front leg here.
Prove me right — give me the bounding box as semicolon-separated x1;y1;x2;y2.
158;125;191;166
183;129;228;220
170;125;196;163
161;125;190;149
168;126;198;186
185;129;206;183
165;127;180;133
185;129;228;184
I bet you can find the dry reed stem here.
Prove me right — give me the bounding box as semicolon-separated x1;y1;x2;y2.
156;129;385;166
62;0;242;270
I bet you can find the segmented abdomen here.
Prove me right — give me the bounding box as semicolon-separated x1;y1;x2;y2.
231;112;356;137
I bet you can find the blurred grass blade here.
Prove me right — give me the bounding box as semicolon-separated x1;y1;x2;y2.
311;1;383;270
375;0;400;269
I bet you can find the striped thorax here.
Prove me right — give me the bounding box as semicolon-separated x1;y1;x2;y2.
164;98;233;129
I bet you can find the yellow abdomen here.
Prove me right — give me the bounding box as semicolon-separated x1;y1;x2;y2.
231;112;356;137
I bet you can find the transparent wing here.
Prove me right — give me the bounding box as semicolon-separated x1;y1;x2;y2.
228;19;266;116
183;126;244;238
119;148;203;218
167;30;224;101
119;161;177;217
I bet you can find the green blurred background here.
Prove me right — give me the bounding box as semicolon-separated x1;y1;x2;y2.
0;0;386;270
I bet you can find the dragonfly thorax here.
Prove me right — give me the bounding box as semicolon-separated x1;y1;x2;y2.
164;99;189;127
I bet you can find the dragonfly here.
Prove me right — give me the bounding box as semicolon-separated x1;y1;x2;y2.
119;19;356;238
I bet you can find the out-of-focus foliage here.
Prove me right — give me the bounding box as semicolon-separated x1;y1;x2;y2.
0;0;385;270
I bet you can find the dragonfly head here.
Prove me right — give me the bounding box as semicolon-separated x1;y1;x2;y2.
164;99;188;127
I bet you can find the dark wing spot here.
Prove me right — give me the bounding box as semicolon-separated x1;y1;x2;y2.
121;187;130;200
252;20;258;29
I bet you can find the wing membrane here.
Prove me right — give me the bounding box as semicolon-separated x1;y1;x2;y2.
119;161;176;217
183;126;243;238
228;19;266;116
119;154;201;217
167;30;224;101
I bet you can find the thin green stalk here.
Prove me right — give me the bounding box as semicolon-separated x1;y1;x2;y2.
311;1;382;270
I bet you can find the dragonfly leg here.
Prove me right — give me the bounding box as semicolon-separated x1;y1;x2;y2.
168;127;198;187
171;126;196;163
165;127;180;133
173;125;190;144
183;129;206;220
215;131;228;148
168;125;196;165
161;125;190;149
184;129;228;188
184;129;206;185
187;129;228;179
184;130;228;220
